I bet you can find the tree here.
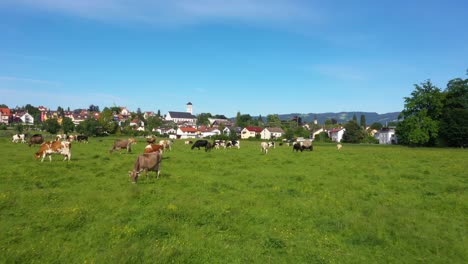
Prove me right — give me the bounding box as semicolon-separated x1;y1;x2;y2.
396;80;444;146
360;115;366;129
266;114;281;127
352;114;357;122
370;122;383;130
146;116;163;132
343;120;365;143
99;108;118;134
197;113;212;126
42;118;61;134
15;123;24;134
62;117;75;134
88;104;100;112
76;118;100;136
0;104;8;108
439;76;468;147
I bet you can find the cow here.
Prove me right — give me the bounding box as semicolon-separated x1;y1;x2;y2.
128;152;163;183
12;134;26;143
261;142;269;154
293;142;303;152
66;135;76;142
144;144;164;154
205;142;214;152
337;143;342;150
28;134;44;147
35;141;71;162
159;140;172;151
110;138;136;153
76;135;88;143
226;140;240;149
191;140;209;150
302;140;313;151
184;140;193;145
268;141;275;148
146;136;156;144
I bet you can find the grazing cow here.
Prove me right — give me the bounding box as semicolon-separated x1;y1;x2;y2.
146;136;156;144
302;140;313;151
184;140;194;145
268;141;275;148
191;140;209;150
28;134;44;147
159;140;172;151
261;142;269;154
76;135;88;143
144;144;164;154
35;141;71;162
226;140;240;149
337;143;342;150
205;142;214;152
66;135;76;142
128;152;163;183
110;138;136;153
12;134;26;143
293;142;303;152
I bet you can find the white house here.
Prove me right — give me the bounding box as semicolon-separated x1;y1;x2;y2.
260;127;285;140
199;127;221;138
20;113;34;125
376;128;398;144
176;127;199;139
328;127;346;142
241;126;263;139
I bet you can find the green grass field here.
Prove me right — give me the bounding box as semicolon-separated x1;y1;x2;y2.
0;136;466;263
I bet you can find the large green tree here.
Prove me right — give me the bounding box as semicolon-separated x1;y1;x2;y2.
42;118;61;134
343;120;365;143
197;113;212;126
62;117;75;134
76;118;100;136
99;108;119;134
266;114;281;127
439;77;468;147
396;80;444;146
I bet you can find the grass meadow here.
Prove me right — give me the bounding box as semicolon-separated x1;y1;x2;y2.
0;135;467;263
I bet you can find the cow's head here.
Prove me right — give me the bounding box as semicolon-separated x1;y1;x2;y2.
128;170;139;183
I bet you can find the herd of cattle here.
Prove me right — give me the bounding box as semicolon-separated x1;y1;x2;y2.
11;133;342;183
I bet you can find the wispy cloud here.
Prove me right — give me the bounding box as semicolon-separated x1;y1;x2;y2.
0;76;61;86
5;0;319;26
310;64;368;81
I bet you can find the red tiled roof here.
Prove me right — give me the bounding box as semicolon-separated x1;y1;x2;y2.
180;127;198;132
245;126;263;132
0;108;11;115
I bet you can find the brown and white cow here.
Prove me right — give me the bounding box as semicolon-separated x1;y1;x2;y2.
144;144;164;154
128;152;163;183
159;140;172;151
110;138;136;153
35;141;71;162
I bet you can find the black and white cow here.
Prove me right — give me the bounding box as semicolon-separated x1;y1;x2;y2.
226;140;240;149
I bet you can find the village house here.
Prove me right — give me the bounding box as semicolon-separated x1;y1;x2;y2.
198;126;221;138
0;107;11;125
375;127;398;144
176;127;199;139
260;127;285;140
328;127;346;142
241;126;263;139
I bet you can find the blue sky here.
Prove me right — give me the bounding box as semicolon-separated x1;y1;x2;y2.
1;0;467;117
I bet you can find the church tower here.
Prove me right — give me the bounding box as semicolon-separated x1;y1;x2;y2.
186;102;193;114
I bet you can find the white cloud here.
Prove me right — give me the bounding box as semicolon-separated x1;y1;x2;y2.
5;0;318;26
0;76;61;86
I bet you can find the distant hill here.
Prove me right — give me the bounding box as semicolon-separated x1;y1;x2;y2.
246;112;401;125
